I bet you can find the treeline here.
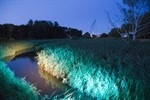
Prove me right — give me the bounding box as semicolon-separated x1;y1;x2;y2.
108;12;150;39
82;12;150;39
0;12;149;40
0;19;82;40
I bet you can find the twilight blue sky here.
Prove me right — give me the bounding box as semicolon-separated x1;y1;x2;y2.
0;0;123;34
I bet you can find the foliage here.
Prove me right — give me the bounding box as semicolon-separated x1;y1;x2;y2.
0;61;39;99
108;28;121;38
0;40;89;99
82;32;91;38
0;20;82;40
120;0;149;40
137;12;150;39
0;41;40;59
100;33;108;38
37;39;150;99
0;41;43;99
1;39;150;99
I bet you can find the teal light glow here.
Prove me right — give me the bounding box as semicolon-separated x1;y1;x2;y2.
37;46;120;99
37;39;150;99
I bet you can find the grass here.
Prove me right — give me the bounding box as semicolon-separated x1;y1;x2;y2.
0;41;33;59
0;40;40;100
0;61;39;100
0;40;47;60
0;40;81;100
0;38;150;99
37;38;150;99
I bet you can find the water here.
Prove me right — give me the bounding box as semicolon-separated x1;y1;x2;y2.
6;51;70;97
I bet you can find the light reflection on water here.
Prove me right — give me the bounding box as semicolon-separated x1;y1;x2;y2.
6;52;69;97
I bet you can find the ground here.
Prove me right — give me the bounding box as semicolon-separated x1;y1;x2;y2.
0;38;150;100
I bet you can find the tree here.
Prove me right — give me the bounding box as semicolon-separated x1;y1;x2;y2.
107;0;150;41
7;24;14;39
106;11;129;43
27;19;33;26
17;25;28;39
54;21;59;27
82;32;91;38
27;19;33;39
118;0;150;40
92;34;97;38
121;23;132;34
100;33;108;38
108;28;121;38
137;12;150;39
0;24;6;38
0;20;83;40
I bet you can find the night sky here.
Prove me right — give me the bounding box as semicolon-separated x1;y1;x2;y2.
0;0;122;34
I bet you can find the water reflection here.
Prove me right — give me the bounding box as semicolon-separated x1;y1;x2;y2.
6;51;93;99
38;66;69;91
6;51;68;97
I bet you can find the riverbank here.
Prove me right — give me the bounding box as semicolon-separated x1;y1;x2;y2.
0;39;78;100
37;39;150;99
1;39;150;99
0;40;42;99
0;40;44;61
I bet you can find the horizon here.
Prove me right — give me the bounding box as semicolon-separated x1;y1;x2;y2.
0;0;123;34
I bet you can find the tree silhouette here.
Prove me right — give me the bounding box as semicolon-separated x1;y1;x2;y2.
119;0;149;40
82;32;91;38
0;19;82;40
100;33;108;38
108;28;121;38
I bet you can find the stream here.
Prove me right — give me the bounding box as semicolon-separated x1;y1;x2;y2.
6;51;70;98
